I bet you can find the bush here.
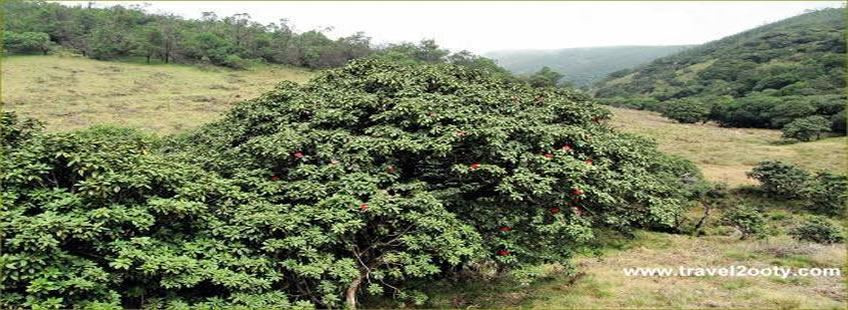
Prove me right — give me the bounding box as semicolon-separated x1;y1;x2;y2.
781;115;831;142
223;54;248;69
801;172;847;216
789;216;845;244
2;60;701;309
661;98;711;124
746;161;812;199
721;205;768;240
174;59;701;307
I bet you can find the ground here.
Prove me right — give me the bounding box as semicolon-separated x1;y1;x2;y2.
608;107;846;186
412;230;845;309
3;55;845;309
1;55;314;134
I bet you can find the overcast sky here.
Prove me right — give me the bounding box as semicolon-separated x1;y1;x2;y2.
64;1;844;54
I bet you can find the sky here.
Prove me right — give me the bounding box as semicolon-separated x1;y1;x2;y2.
63;1;844;54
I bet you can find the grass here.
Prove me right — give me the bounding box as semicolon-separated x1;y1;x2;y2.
607;107;846;185
1;55;314;134
384;231;845;309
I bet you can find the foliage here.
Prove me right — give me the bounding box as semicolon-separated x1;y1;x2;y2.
720;205;768;240
1;59;701;308
2;31;52;55
596;96;664;112
168;59;700;307
593;8;845;135
746;161;812;199
661;98;711;124
789;216;845;244
801;172;847;216
0;0;504;73
525;66;564;88
0;116;313;308
781;115;831;142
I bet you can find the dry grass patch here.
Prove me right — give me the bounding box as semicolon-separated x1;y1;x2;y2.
607;107;846;184
2;55;315;134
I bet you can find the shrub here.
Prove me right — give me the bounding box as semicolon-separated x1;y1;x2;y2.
223;54;248;69
661;98;711;124
0;123;314;308
746;161;811;199
801;172;847;216
2;60;701;309
174;59;700;307
781;115;831;142
789;216;845;244
721;205;768;240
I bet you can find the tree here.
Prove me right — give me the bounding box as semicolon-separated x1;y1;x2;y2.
781;115;831;142
527;66;564;88
661;98;712;124
174;59;701;308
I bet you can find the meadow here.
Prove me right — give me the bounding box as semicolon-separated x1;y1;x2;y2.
1;55;314;134
2;55;845;309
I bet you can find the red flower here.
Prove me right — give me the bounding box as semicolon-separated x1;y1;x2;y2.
562;145;571;152
585;159;593;165
293;152;304;159
386;167;395;174
270;176;280;181
498;250;511;256
360;204;368;210
550;208;560;214
470;163;481;169
572;188;584;196
499;227;512;232
544;153;553;158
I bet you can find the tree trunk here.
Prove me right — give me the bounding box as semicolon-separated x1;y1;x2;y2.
146;55;150;63
692;202;712;236
345;276;363;309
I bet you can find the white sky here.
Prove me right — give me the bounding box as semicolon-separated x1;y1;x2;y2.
62;1;844;54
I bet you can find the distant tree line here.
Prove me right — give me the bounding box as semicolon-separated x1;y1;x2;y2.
1;0;527;77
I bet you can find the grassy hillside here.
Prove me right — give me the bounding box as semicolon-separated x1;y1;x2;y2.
486;45;691;87
1;55;314;134
609;107;846;185
593;8;845;99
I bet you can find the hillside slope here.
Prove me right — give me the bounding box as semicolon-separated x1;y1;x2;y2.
593;8;845;99
1;55;314;134
486;45;691;87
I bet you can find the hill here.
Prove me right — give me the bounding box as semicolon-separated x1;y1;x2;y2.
593;8;845;99
0;55;314;134
486;45;692;87
4;55;843;180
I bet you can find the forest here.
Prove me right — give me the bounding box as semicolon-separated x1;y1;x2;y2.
593;8;846;141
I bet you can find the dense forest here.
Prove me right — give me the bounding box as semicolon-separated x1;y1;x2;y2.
1;0;511;76
592;8;846;139
486;45;691;87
